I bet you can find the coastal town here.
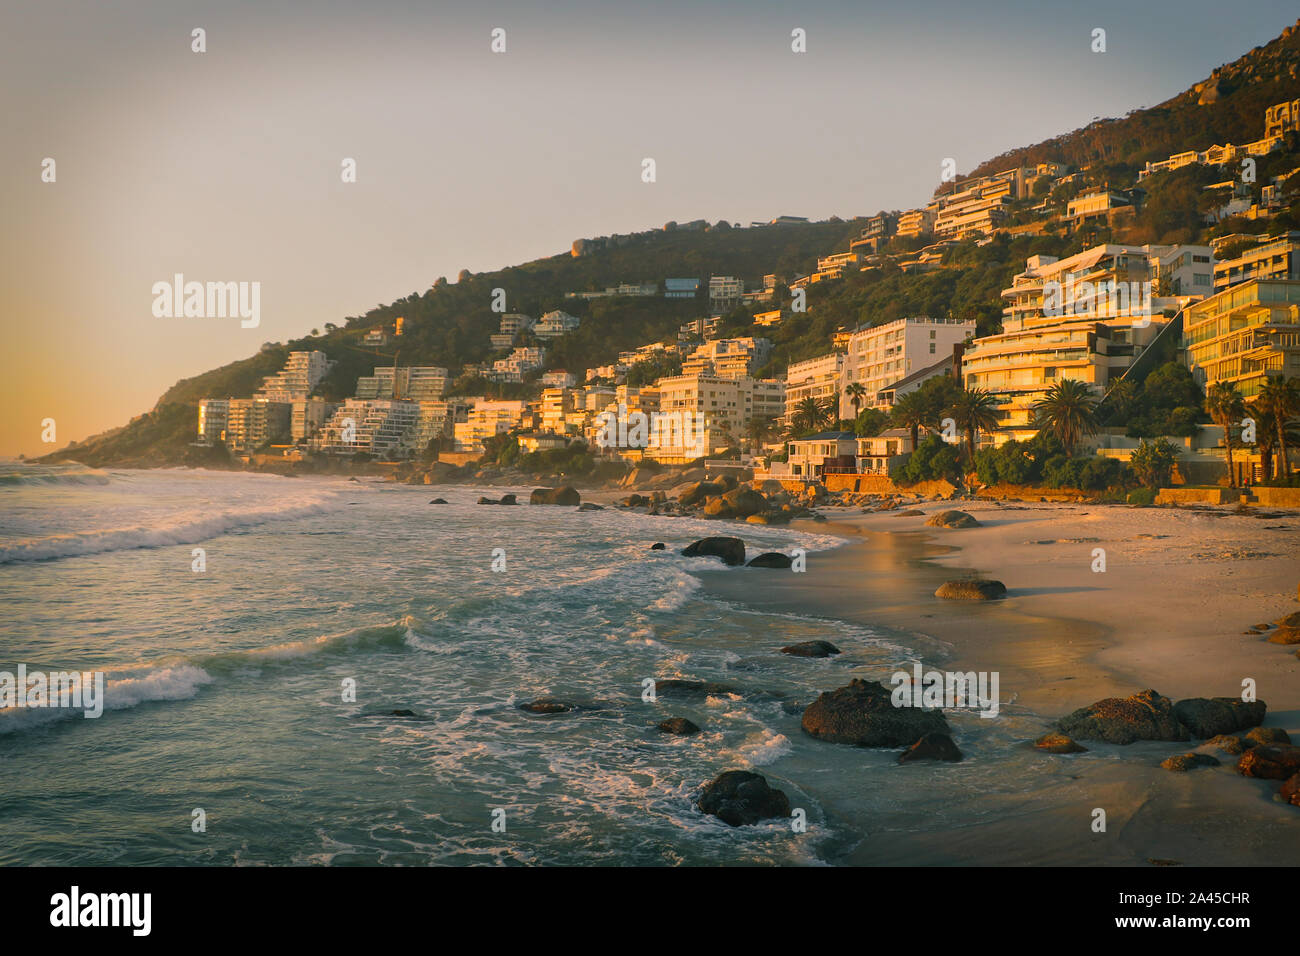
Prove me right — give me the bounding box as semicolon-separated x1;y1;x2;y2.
191;99;1300;500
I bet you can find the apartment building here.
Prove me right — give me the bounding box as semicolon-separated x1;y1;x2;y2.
313;399;421;457
708;276;745;312
896;208;934;239
840;317;975;416
681;337;773;378
291;397;338;443
541;370;576;388
225;398;292;452
452;400;530;452
355;366;449;402
664;278;700;299
784;352;846;425
540;387;575;434
532;310;580;338
254;350;335;402
1212;233;1300;292
197;399;229;444
1183;278;1300;399
656;374;750;439
408;400;470;455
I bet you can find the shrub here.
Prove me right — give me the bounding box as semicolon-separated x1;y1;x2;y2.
895;435;961;483
1127;487;1157;505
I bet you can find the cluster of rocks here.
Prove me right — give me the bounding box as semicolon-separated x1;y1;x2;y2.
1039;687;1298;806
1248;610;1300;660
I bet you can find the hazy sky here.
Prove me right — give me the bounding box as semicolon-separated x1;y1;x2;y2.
2;0;1297;457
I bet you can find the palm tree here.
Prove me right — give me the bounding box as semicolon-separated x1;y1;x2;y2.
947;387;1001;461
890;390;929;449
1246;398;1277;484
792;396;831;435
745;415;776;452
844;382;867;421
1033;379;1100;459
1205;382;1245;487
1258;377;1300;481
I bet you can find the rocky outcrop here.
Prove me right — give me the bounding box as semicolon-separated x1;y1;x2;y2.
657;717;701;736
577;502;603;511
429;498;448;504
518;698;574;715
898;732;963;763
678;480;724;507
1161;753;1221;771
747;552;793;569
1056;689;1189;744
925;510;980;529
697;770;791;826
801;679;949;747
650;542;666;551
1206;734;1246;755
1281;773;1300;807
780;640;841;658
1172;697;1267;738
935;580;1006;600
681;537;746;566
652;679;739;697
530;486;580;506
1237;744;1300;779
1245;726;1291;747
1034;732;1088;754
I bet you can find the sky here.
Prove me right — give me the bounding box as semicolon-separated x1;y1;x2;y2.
2;0;1297;457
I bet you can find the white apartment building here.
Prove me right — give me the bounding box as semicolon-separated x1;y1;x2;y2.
784;352;846;426
355;366;449;402
255;350;335;402
708;276;745;311
453;400;529;452
314;399;422;457
291;397;338;443
840;317;975;417
533;310;580;338
681;337;773;378
408;400;470;454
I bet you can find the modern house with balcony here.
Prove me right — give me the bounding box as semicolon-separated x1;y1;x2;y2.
1183;278;1300;398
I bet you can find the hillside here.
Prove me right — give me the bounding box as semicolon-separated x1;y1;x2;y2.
969;19;1300;180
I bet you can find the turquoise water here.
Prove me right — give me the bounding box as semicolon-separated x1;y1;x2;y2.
2;464;934;865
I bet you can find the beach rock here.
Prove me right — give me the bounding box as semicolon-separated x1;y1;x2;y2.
678;480;724;507
898;732;964;763
498;493;517;505
1267;625;1300;645
925;510;980;529
530;486;580;506
1274;610;1300;628
681;536;746;566
801;678;949;748
428;498;448;504
781;640;841;658
747;552;793;569
702;496;735;518
1245;726;1292;747
1160;753;1221;772
621;494;648;507
1281;773;1300;807
518;697;575;715
1034;732;1088;754
746;513;770;524
650;542;666;551
896;509;925;517
657;717;701;736
653;679;739;698
577;502;603;511
1056;689;1189;745
1206;734;1246;755
1237;744;1300;779
1172;697;1267;738
722;487;769;518
935;579;1006;601
697;770;791;827
476;496;499;504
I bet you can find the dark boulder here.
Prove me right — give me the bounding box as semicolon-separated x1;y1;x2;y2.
1172;697;1267;738
780;640;841;658
577;502;603;511
681;536;746;566
935;580;1006;600
518;698;575;715
657;717;701;736
429;498;448;504
498;493;517;505
530;486;581;506
653;679;739;698
1056;689;1188;744
678;480;724;507
898;732;964;763
697;770;791;827
1237;744;1300;779
747;552;793;569
1245;726;1291;747
1206;734;1246;755
925;510;980;529
650;542;666;551
1281;773;1300;807
1034;732;1088;754
1160;753;1221;771
801;678;949;747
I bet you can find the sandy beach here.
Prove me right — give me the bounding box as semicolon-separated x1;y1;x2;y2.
689;497;1300;865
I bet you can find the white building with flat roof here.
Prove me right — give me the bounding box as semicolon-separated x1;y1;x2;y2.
840;317;975;417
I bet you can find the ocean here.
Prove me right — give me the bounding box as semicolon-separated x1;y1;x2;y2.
0;463;1053;866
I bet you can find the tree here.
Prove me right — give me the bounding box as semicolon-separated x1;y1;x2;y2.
745;415;777;451
844;382;867;420
1033;379;1099;458
946;387;1001;461
1204;382;1245;487
1129;437;1177;489
890;391;929;449
1257;377;1299;481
